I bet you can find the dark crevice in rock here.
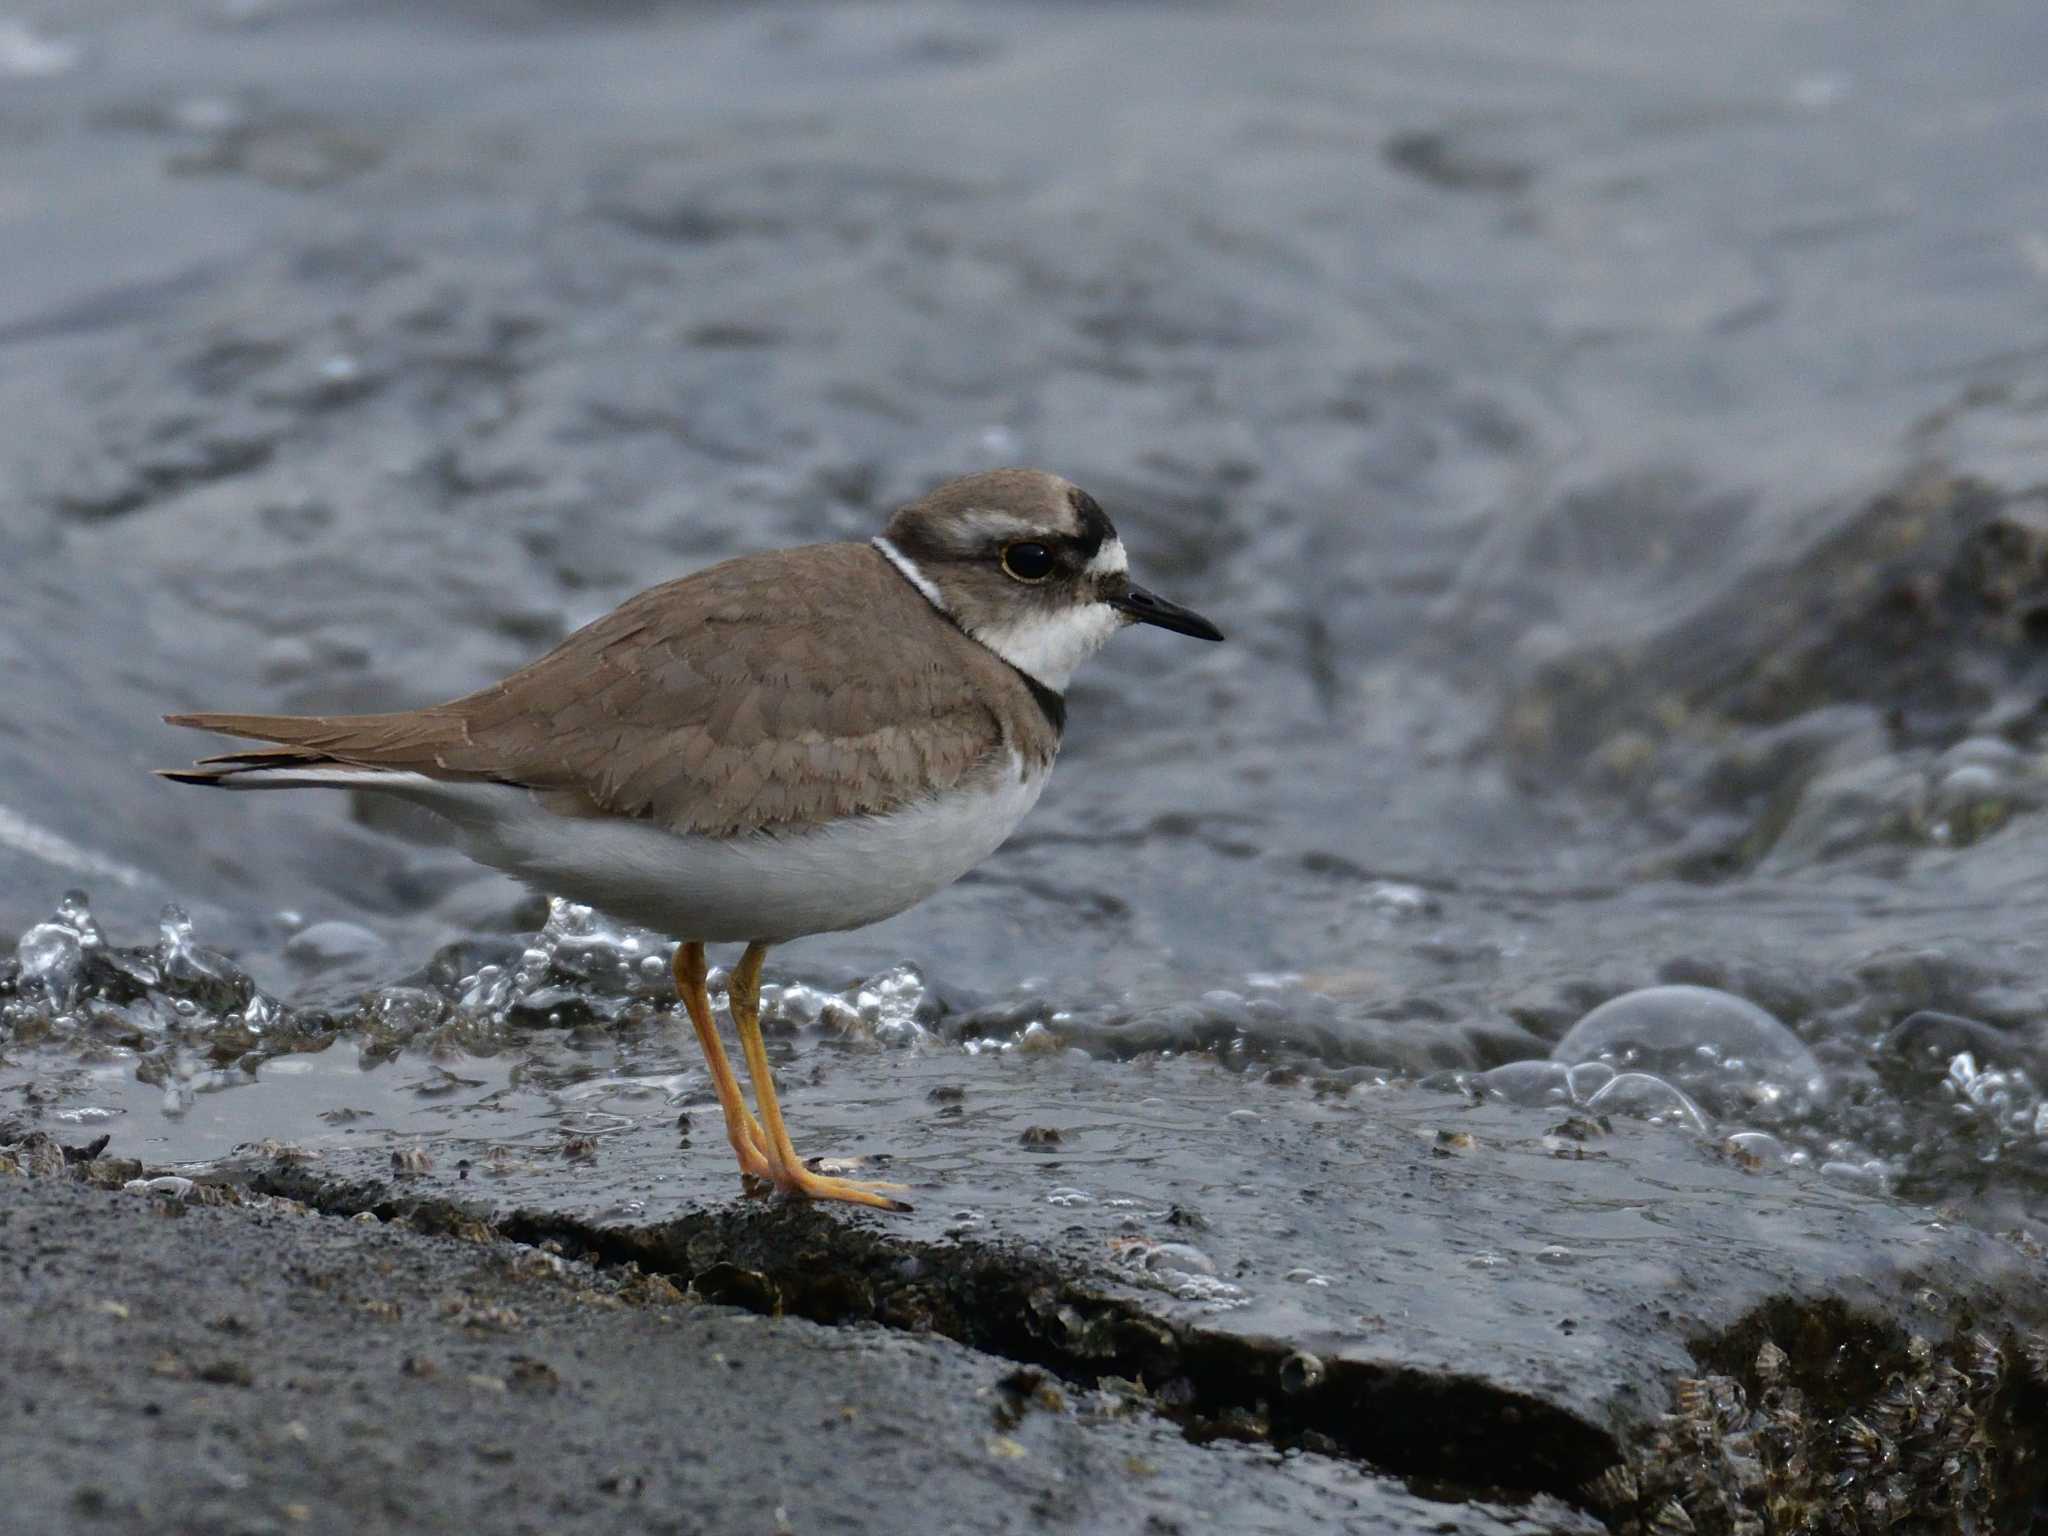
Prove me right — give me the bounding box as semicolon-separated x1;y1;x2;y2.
241;1163;1619;1510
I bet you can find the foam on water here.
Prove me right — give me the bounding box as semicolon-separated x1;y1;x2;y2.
6;893;2048;1234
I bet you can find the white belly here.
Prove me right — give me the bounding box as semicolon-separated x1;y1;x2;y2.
414;754;1050;944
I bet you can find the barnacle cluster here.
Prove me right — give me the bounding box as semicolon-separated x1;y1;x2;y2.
1586;1324;2048;1533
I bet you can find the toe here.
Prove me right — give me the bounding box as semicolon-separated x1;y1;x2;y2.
782;1170;912;1213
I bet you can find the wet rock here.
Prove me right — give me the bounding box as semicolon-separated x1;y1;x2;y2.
237;1052;2048;1523
1;1170;1576;1536
1501;476;2048;873
1882;1009;2033;1073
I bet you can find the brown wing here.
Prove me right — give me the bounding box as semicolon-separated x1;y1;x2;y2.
166;543;1055;836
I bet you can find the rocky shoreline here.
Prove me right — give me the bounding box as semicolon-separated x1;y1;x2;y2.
10;1037;2046;1533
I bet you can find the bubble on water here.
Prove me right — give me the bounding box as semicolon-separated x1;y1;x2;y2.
124;1175;196;1199
1045;1185;1095;1208
840;964;932;1048
1585;1071;1711;1132
759;980;815;1029
158;904;196;955
1470;1059;1571;1107
16;920;86;1014
1139;1242;1216;1278
1362;880;1436;918
459;964;515;1015
55;891;101;948
1171;1274;1248;1308
101;947;162;992
53;1105;119;1125
1283;1267;1333;1287
363;987;447;1036
1725;1130;1792;1165
1112;1237;1246;1308
156;905;245;999
1819;1158;1892;1195
530;899;648;991
1928;1049;2048;1162
1553;985;1824;1120
1566;1060;1616;1103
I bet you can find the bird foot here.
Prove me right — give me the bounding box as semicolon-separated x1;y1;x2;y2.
768;1158;912;1213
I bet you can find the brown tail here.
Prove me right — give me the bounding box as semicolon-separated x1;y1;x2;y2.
160;710;436;788
165;710;413;750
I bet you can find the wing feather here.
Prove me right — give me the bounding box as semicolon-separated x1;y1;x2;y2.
165;543;1057;835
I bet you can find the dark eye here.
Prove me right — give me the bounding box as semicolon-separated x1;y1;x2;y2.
1001;542;1056;583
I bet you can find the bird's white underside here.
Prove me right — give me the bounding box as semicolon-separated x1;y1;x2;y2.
213;757;1049;944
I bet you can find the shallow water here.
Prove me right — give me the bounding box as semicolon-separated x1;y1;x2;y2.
4;0;2048;1244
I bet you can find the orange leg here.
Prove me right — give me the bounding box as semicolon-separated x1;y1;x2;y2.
728;941;911;1213
672;941;773;1183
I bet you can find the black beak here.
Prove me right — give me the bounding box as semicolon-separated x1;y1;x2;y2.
1109;582;1224;642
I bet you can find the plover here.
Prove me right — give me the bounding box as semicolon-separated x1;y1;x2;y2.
162;468;1222;1211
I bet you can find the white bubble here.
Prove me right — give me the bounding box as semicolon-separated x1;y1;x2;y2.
1554;985;1823;1121
1471;1059;1571;1107
1585;1072;1711;1132
16;921;85;1013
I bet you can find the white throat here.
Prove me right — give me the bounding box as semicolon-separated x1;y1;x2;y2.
965;603;1121;692
872;534;1126;694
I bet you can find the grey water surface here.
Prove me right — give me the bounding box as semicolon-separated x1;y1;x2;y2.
6;1;2048;1529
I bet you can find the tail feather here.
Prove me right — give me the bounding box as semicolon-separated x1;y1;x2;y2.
163;710;436;754
162;711;444;792
161;708;533;806
156;749;335;789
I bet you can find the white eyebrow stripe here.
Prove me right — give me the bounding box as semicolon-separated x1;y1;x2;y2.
1083;537;1128;578
955;508;1043;543
871;537;948;612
